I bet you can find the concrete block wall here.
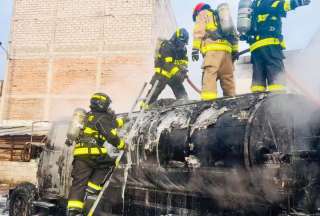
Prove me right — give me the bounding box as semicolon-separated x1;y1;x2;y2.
1;0;176;121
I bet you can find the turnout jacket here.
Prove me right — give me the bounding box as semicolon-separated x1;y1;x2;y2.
248;0;301;52
73;110;125;157
155;40;188;80
193;9;239;55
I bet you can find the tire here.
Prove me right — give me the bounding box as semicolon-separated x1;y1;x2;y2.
9;182;38;216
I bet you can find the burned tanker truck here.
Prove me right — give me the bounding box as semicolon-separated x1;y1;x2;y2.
8;92;320;216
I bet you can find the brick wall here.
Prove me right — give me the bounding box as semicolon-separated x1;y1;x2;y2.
1;0;176;121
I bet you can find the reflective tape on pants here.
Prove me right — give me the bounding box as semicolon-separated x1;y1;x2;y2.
67;200;84;209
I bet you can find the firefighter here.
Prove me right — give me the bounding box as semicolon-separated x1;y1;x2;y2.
66;93;125;216
244;0;311;92
192;3;239;101
145;28;189;106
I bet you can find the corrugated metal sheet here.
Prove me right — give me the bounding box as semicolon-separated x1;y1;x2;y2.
0;123;50;137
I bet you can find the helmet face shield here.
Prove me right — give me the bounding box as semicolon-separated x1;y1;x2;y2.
177;36;188;45
174;28;189;48
90;93;111;112
175;38;187;50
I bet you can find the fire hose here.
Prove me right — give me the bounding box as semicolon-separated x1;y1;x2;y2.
186;76;201;94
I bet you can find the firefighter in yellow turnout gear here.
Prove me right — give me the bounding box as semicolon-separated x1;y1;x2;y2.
243;0;311;92
66;93;125;216
192;3;239;101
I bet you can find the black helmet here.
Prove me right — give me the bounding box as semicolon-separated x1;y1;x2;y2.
90;93;111;112
171;28;189;45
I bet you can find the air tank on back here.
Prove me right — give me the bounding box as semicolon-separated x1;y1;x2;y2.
217;3;237;35
237;0;253;35
66;108;87;142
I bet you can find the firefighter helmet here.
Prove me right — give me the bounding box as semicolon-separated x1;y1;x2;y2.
193;3;211;22
171;28;189;45
90;93;111;112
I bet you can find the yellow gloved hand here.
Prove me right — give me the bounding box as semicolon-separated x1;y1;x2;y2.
116;118;124;128
138;101;149;110
115;156;121;168
117;139;126;150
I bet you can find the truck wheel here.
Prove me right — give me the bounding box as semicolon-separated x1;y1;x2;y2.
9;182;38;216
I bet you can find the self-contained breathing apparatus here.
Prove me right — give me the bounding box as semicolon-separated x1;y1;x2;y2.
207;3;238;44
237;0;253;36
237;0;285;44
65;108;87;146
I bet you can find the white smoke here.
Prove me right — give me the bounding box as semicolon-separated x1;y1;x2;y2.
286;29;320;104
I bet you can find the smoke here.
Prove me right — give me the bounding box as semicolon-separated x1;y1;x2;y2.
48;79;93;121
286;29;320;104
97;60;153;113
47;55;154;122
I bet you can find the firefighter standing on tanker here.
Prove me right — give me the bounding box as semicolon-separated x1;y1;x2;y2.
241;0;311;92
192;3;239;101
66;93;125;216
145;28;189;106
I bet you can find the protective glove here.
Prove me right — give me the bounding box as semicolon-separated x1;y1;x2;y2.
297;0;311;6
192;49;200;62
65;139;73;147
139;100;149;110
104;142;121;159
117;139;126;151
116;117;125;128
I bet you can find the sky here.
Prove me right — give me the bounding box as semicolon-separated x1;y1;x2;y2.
0;0;13;80
0;0;319;84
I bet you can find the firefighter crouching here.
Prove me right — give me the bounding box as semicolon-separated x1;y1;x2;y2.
242;0;311;92
192;3;239;101
144;28;189;107
66;93;126;216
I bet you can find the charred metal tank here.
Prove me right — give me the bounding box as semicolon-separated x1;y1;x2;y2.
107;93;320;215
8;93;320;216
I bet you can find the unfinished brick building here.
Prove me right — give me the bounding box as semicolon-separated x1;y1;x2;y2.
1;0;176;122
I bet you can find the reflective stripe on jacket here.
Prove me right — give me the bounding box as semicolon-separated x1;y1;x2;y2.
250;37;286;52
73;147;107;156
74;111;124;156
154;40;188;79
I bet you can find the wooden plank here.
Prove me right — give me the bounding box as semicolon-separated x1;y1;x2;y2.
0;135;45;161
